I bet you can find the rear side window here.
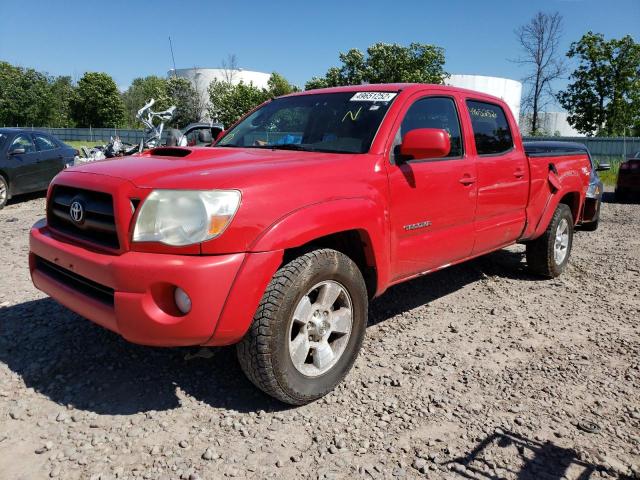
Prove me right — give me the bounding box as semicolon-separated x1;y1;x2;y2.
34;134;58;151
466;100;513;155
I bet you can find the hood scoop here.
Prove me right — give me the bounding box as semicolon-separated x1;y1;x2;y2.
142;147;192;158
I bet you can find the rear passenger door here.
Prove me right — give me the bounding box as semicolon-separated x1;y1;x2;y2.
6;134;41;194
465;100;528;254
33;134;65;186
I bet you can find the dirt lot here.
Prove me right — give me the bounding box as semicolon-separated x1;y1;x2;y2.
0;192;638;480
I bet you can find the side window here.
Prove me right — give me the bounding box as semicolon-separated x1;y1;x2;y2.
466;100;513;155
34;135;58;151
9;135;36;154
394;97;463;160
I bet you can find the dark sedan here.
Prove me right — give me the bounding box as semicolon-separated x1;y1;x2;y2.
0;129;75;209
523;141;609;231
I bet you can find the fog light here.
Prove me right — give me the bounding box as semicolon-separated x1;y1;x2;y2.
174;287;192;314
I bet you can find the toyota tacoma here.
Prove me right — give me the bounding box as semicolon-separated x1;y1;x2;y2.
30;84;593;404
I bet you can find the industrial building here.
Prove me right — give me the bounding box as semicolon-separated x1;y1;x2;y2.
519;111;583;137
169;67;271;120
446;74;523;124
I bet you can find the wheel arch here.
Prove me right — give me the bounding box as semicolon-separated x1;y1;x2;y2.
249;198;391;297
0;169;11;199
558;191;581;224
527;189;584;241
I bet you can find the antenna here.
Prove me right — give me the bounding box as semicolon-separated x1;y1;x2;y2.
169;36;177;77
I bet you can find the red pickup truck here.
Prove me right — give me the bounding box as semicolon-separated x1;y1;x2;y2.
29;84;593;404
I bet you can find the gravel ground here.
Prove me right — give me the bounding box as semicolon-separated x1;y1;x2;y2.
0;191;638;480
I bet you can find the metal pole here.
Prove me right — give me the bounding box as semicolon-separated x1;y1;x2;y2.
169;36;177;77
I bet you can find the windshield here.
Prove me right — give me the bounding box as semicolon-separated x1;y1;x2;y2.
217;91;397;154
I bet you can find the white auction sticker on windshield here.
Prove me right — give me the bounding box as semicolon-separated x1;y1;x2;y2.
350;92;397;102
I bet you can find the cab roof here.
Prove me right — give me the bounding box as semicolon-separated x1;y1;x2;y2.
283;83;506;104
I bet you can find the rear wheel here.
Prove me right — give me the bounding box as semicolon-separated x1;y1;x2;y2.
236;248;368;405
526;204;574;278
0;176;8;210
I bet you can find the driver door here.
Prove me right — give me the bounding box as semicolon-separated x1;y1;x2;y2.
387;94;478;281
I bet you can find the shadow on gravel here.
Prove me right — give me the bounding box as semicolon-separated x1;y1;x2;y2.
0;299;285;416
602;191;640;204
5;190;47;206
447;430;633;480
0;249;535;416
369;248;538;325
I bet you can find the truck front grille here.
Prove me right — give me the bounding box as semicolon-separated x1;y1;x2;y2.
48;186;120;249
34;256;115;306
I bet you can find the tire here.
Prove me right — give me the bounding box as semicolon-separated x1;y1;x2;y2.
0;176;8;210
237;248;368;405
526;203;574;278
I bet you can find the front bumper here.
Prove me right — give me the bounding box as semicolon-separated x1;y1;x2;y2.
29;219;246;346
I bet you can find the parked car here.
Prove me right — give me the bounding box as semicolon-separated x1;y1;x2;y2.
615;151;640;201
29;84;594;404
0;129;74;209
523;141;609;231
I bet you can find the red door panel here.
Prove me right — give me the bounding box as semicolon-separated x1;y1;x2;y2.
464;100;528;254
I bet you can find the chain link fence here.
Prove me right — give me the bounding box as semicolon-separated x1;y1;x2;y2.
5;127;640;161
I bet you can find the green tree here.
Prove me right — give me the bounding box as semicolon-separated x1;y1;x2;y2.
305;42;448;90
72;72;125;128
48;76;76;127
0;62;55;127
207;72;296;127
267;72;299;97
558;32;640;136
166;76;202;128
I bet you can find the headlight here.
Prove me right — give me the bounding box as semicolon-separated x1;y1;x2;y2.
586;183;600;198
132;190;241;246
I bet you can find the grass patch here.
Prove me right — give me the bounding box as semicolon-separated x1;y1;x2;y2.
63;140;106;149
593;156;623;186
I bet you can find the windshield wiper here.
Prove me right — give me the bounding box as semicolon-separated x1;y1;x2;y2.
268;143;312;151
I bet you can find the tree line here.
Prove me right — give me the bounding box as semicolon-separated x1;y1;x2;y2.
0;19;637;136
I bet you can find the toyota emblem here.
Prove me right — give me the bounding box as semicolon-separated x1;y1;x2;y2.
69;201;85;224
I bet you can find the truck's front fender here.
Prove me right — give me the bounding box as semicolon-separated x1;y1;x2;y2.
250;197;390;295
204;198;391;346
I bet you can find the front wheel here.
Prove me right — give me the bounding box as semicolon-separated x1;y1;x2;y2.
526;204;574;278
236;248;368;405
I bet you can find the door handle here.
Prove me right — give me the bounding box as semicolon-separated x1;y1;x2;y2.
514;169;525;178
459;175;476;185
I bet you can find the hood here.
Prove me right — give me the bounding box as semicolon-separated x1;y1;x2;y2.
68;146;355;189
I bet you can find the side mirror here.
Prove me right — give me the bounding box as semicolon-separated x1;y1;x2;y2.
596;162;610;172
9;147;26;155
399;128;451;160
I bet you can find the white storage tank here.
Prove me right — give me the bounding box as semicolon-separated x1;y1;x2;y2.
446;74;522;124
169;68;271;120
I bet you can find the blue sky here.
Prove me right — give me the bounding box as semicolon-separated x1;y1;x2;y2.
1;0;638;96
